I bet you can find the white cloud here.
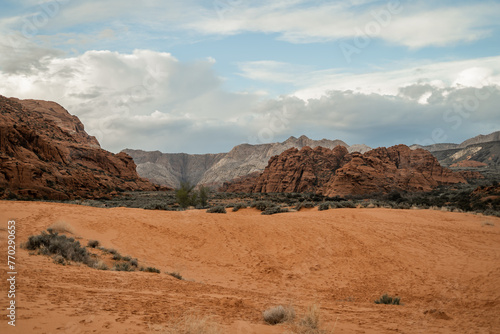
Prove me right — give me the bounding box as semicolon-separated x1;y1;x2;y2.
236;56;500;99
0;49;263;153
187;1;500;48
0;48;498;153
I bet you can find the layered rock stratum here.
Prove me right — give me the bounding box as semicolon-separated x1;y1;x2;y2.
124;135;363;188
0;95;158;200
221;144;482;196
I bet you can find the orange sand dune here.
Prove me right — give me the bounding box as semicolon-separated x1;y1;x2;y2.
1;201;499;333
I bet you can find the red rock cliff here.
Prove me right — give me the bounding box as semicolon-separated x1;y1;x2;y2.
0;96;158;200
220;144;478;196
323;145;468;196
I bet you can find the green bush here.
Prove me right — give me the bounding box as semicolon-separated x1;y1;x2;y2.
113;262;134;271
24;229;91;265
142;266;160;273
112;253;122;261
232;203;246;212
296;201;314;210
176;181;197;209
318;202;330;211
198;186;210;207
167;271;184;280
252;201;273;211
207;206;226;213
87;240;100;248
375;294;401;305
261;206;288;215
144;202;168;210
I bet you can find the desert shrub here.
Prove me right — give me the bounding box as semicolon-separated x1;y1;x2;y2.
112;253;123;261
129;258;138;267
24;229;90;265
298;304;320;330
87;240;100;248
252;201;273;211
144;202;168;210
162;314;222;334
207;206;226;214
339;200;356;208
396;202;411;210
93;261;108;270
318;203;330;211
198;186;210;207
375;294;400;305
262;206;288;215
113;262;134;271
142;266;160;273
122;256;132;262
104;248;118;255
53;254;66;265
166;271;184;280
296;201;314;210
232;203;246;212
263;305;295;325
176;181;197;209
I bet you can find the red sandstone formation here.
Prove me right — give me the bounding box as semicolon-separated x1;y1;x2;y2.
0;95;160;200
323;145;470;196
220;144;482;196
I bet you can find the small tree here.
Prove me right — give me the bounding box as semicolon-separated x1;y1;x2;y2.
176;181;195;209
198;186;210;207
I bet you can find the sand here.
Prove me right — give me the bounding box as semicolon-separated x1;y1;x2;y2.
1;201;499;333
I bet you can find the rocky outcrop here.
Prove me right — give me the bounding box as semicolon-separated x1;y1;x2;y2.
125;135;350;188
218;172;261;193
220;144;479;196
323;145;470;196
252;146;349;193
0;96;159;200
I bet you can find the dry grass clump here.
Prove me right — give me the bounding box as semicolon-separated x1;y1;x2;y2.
259;304;336;334
161;314;222;334
47;221;75;234
263;305;296;325
287;304;327;334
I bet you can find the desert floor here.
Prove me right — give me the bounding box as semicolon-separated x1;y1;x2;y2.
1;201;499;334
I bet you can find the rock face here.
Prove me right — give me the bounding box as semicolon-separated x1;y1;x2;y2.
122;149;226;189
125;135;351;188
0;96;158;200
431;141;500;168
221;144;479;196
323;145;470;196
252;146;349;193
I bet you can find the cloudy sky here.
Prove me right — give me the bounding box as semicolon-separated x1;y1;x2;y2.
1;0;499;153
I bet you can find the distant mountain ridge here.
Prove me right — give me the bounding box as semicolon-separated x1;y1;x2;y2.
124;135;372;188
410;131;500;152
410;131;500;169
